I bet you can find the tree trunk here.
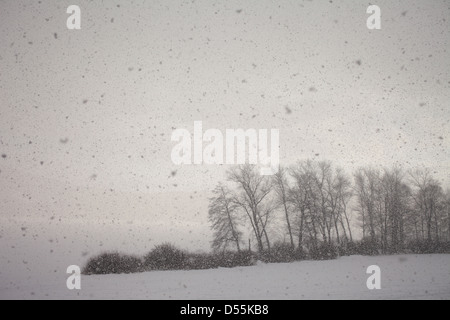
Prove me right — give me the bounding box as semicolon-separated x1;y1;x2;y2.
298;208;305;249
263;228;271;253
283;201;295;250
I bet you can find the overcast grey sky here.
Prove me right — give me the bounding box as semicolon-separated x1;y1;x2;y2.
0;0;449;283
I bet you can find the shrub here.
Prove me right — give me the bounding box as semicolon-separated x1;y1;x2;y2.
407;240;450;254
215;251;255;268
355;238;379;256
344;241;359;256
309;242;338;260
293;246;307;260
185;253;219;270
267;242;296;263
335;240;361;256
440;241;450;253
144;243;187;271
83;252;144;275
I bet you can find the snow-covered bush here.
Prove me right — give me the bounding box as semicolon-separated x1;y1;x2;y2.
214;251;255;268
184;253;219;270
355;238;380;256
407;240;450;254
144;243;187;271
309;242;338;260
266;242;296;263
83;252;144;275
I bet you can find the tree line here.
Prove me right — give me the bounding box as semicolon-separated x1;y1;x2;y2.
209;161;450;257
83;161;450;275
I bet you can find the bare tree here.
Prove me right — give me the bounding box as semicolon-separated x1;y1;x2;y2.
208;184;243;252
272;167;295;250
289;163;308;249
228;165;273;253
208;161;449;259
381;167;411;252
354;168;381;244
333;168;354;243
409;169;444;242
289;161;320;249
311;161;333;244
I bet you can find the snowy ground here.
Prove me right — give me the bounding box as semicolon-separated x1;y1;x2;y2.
1;254;449;300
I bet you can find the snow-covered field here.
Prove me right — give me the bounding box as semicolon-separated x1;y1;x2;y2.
1;254;449;300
